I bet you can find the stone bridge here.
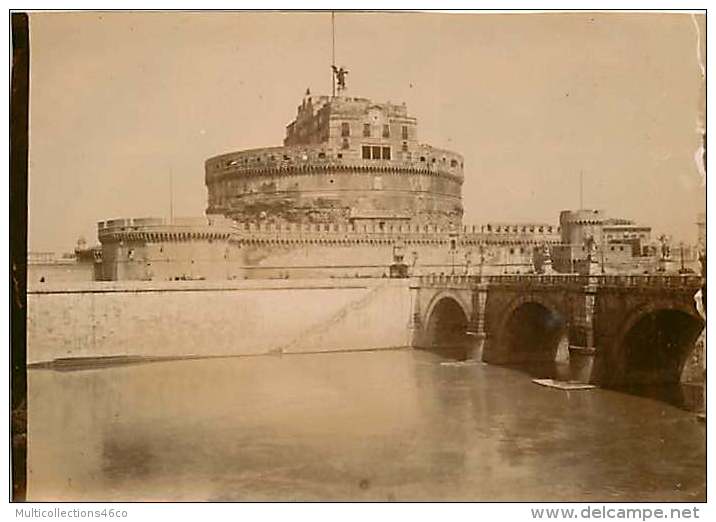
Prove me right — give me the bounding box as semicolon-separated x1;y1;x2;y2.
410;274;704;386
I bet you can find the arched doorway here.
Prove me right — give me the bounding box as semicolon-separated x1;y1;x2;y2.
619;309;704;386
501;302;569;377
424;297;471;359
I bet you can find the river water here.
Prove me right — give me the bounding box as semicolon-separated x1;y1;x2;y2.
27;349;705;501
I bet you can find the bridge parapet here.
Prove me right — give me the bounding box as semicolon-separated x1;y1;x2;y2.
482;274;589;287
415;273;702;290
415;273;475;289
595;274;701;289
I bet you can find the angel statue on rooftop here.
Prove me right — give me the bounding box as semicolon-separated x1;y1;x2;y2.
332;65;348;91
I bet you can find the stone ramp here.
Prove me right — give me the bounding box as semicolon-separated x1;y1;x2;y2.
279;281;411;354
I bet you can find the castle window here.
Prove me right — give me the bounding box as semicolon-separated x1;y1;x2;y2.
341;122;350;137
382;147;391;160
362;146;371;159
402;141;408;152
383;124;390;138
401;125;408;140
420;156;426;162
342;138;349;150
363;123;371;137
337;153;343;159
318;152;326;159
450;159;458;167
372;146;381;159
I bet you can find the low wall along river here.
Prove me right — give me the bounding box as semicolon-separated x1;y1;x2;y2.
26;279;413;365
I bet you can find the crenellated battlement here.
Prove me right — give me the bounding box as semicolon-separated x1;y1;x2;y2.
97;216;560;248
228;220;560;246
205;143;464;184
98;216;234;244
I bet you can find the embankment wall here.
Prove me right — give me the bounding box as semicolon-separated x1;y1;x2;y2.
27;279;412;364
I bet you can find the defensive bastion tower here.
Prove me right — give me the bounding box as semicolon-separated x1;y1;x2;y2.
205;90;465;230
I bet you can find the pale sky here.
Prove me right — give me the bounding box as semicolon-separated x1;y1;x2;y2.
27;11;705;252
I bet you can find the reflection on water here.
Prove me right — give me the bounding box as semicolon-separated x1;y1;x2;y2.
27;349;705;501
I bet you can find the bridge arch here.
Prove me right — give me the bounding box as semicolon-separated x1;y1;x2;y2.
608;300;704;387
422;291;472;358
494;294;570;364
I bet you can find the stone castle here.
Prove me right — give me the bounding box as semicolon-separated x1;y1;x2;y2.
32;84;691;283
95;88;563;281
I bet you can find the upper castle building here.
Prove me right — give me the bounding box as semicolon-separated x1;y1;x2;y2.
205;91;464;229
45;84;567;282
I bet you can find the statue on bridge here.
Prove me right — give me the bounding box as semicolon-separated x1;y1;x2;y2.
658;234;671;259
540;243;554;275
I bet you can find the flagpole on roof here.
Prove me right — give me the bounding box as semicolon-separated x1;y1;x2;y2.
331;12;336;98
